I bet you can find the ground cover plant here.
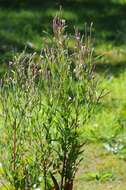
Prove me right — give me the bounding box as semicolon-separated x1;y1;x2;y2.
0;14;102;190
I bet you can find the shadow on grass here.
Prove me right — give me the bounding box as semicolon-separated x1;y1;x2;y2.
1;0;125;43
96;62;126;77
0;0;126;76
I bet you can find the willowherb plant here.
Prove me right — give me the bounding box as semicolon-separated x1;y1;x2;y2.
0;14;103;190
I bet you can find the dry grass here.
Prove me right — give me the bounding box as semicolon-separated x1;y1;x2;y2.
74;143;126;190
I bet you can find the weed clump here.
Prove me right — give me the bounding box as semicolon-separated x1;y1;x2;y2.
0;14;102;190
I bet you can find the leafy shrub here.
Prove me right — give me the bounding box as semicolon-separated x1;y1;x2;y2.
0;14;102;190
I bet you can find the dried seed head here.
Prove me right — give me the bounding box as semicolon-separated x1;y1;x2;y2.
53;16;65;37
9;61;13;66
75;28;80;41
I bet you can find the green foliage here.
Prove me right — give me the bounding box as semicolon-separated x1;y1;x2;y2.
0;14;101;190
83;170;115;182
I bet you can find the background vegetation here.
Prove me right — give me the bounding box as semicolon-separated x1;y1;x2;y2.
0;0;126;189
